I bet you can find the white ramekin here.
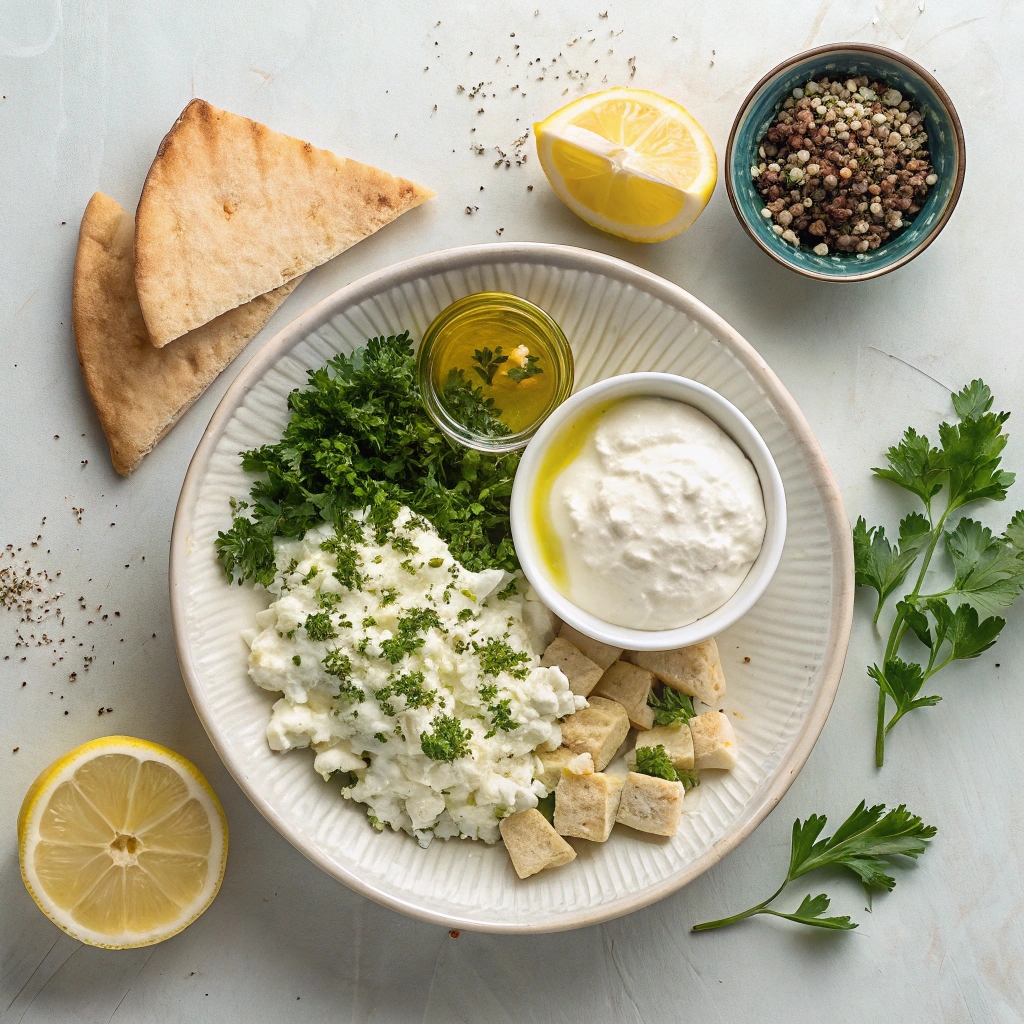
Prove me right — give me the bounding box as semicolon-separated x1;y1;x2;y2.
510;372;787;651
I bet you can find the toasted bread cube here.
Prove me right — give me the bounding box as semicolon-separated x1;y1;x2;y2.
558;623;623;671
689;710;739;769
634;723;694;770
500;808;577;879
536;746;578;791
554;770;624;842
560;696;630;771
626;638;726;706
615;772;685;836
542;637;603;697
592;661;656;730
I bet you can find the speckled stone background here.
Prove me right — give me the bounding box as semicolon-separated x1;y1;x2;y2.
2;1;1022;1021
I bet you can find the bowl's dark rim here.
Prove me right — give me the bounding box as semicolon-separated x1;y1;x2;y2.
724;42;966;283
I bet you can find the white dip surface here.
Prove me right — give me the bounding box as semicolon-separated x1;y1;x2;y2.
244;508;581;846
549;396;766;630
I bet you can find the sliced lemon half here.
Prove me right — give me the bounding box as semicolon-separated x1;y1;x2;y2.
535;88;718;242
18;735;228;949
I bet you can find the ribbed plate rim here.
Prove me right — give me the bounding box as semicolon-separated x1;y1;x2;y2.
169;242;854;934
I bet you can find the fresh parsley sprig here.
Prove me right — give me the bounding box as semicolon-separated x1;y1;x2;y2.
855;380;1024;766
216;333;520;587
693;801;936;932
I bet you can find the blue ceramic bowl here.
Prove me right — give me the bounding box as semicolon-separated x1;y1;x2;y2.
725;43;965;282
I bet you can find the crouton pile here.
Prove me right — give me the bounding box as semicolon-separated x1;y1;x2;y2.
499;624;740;880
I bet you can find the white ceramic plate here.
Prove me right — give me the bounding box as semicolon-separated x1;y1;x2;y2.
170;243;853;934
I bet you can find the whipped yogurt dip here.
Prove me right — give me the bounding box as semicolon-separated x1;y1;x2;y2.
545;396;766;630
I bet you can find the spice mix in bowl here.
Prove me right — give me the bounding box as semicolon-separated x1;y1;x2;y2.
725;43;965;282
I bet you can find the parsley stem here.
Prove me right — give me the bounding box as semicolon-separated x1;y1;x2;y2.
691;879;790;932
876;506;952;766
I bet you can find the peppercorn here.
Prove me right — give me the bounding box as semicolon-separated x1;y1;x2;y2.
752;75;935;254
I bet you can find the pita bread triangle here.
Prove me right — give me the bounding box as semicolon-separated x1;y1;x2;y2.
72;192;301;475
134;99;434;346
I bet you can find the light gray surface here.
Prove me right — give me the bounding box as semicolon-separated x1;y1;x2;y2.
2;1;1022;1021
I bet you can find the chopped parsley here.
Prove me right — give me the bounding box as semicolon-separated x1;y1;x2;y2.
478;683;499;702
495;577;518;600
304;612;337;642
485;698;517;738
376;670;436;716
440;368;511;439
472;637;531;680
216;332;519;587
420;714;472;762
301;565;319;584
322;648;353;680
647;686;696;726
337;683;365;703
634;744;682;782
378;587;399;607
331;547;364;591
457;608;475;623
292;655;302;667
391;534;418;556
390;670;435;709
399;558;417;575
361;615;377;628
380;607;443;663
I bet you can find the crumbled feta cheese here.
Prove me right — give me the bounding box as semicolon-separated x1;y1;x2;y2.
245;508;584;845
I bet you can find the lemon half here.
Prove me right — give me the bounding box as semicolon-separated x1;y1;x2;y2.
535;88;718;242
18;736;228;949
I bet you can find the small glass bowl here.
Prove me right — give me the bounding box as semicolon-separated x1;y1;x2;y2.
417;291;574;453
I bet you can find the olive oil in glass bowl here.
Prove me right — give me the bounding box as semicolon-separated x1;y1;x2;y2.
417;292;574;453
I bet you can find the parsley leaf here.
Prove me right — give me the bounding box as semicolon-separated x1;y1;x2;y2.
760;893;856;931
471;346;509;385
507;353;543;383
945;518;1024;615
853;514;931;622
693;801;936;932
872;427;944;508
633;744;679;782
867;658;941;733
647;686;696;726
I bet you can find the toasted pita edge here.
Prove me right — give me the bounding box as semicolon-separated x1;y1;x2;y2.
72;191;302;476
135;98;433;346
